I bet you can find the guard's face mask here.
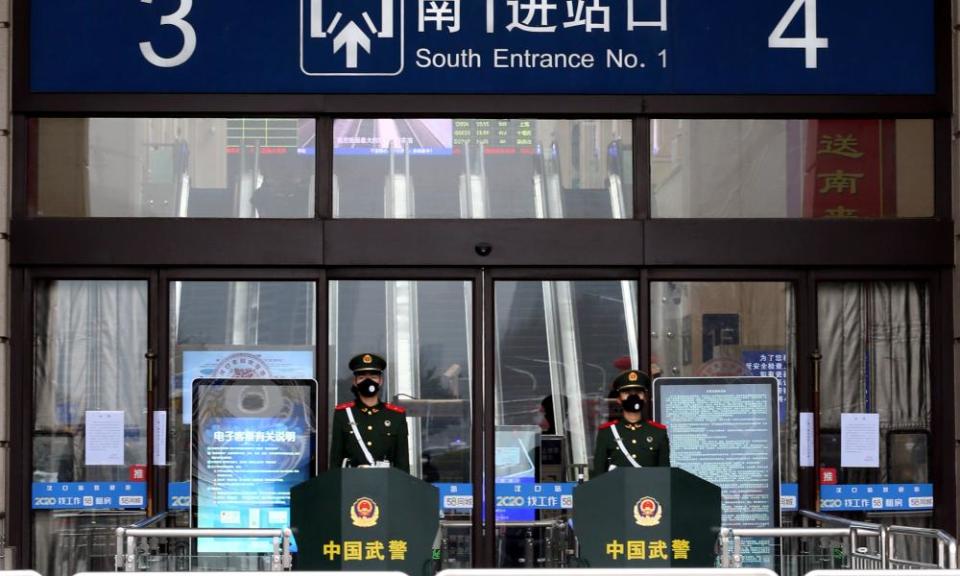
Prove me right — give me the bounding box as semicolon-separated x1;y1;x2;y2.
621;394;644;413
356;378;381;398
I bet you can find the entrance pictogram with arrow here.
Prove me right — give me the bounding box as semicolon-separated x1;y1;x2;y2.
301;0;404;75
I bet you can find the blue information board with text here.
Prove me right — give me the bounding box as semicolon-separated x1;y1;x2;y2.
29;0;934;94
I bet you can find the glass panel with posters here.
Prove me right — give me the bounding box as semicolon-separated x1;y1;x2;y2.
649;282;797;505
333;119;632;218
33;118;316;218
32;280;149;576
651;119;934;218
329;280;474;569
817;282;932;542
168;280;316;568
493;279;639;567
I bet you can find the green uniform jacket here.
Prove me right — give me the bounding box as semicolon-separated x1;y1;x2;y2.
592;418;670;477
330;400;410;473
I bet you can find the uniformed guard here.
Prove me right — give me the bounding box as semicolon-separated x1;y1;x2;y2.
592;369;670;477
330;353;410;473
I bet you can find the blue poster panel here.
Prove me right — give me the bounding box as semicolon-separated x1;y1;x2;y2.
30;0;934;94
192;379;316;553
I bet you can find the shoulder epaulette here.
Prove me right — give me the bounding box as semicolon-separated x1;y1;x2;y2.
384;403;406;414
335;401;355;410
599;419;619;430
647;420;667;430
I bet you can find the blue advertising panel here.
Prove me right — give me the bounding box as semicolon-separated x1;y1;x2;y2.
192;379;315;553
436;482;574;511
820;484;933;512
32;482;147;510
30;0;934;94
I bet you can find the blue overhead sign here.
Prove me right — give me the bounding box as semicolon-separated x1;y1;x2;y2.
30;0;934;94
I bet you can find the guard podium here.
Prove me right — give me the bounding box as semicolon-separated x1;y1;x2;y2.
574;467;721;567
290;468;439;575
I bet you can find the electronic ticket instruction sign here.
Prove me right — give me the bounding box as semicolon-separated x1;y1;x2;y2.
654;377;780;567
192;379;316;553
30;0;933;94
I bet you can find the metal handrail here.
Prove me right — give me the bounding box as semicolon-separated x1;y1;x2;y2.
800;509;883;530
717;525;887;569
804;508;957;569
114;526;293;572
127;512;169;530
885;524;958;569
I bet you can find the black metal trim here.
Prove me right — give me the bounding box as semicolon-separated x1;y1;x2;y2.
155;270;171;518
471;269;485;567
12;218;954;268
315;272;329;472
931;269;955;532
482;270;496;567
11;116;28;219
316;117;333;220
634;118;648;219
644;219;952;267
10;219;325;267
13;94;951;117
797;271;817;515
9;268;28;567
324;220;644;267
934;117;952;219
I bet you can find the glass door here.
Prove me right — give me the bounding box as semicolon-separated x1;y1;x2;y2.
490;272;640;568
327;273;480;569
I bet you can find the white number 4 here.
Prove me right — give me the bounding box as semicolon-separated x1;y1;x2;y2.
768;0;828;69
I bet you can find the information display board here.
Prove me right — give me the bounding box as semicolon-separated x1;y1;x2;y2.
181;349;314;424
654;377;779;567
192;379;316;553
495;425;540;521
29;0;934;94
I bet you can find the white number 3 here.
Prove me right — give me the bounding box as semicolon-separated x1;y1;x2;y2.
140;0;197;68
768;0;828;69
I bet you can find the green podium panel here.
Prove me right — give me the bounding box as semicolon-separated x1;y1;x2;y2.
574;467;720;567
291;468;439;575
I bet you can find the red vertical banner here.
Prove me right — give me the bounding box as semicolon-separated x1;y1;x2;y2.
803;120;897;218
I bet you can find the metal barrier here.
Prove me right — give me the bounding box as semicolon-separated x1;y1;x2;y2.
717;526;886;571
799;509;957;570
113;527;293;572
885;526;958;569
439;519;574;569
798;511;888;570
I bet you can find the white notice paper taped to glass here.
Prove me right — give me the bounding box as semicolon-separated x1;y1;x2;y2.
153;411;167;466
799;412;814;467
841;412;880;468
85;410;125;466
